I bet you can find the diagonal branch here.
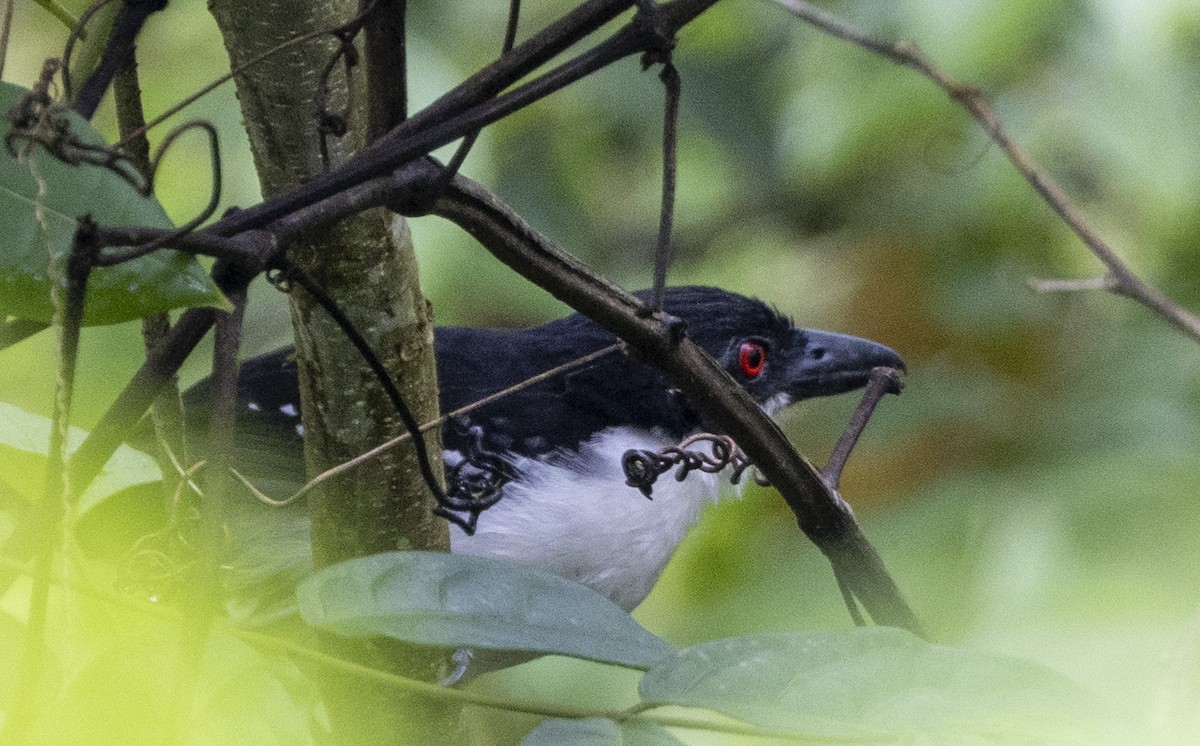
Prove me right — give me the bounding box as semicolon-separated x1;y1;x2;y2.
207;0;717;237
775;0;1200;345
427;174;923;634
47;0;924;635
72;0;169;119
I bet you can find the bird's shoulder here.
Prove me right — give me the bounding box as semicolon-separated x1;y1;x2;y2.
435;323;702;461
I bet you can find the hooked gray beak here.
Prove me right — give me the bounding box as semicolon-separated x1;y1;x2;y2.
785;329;905;400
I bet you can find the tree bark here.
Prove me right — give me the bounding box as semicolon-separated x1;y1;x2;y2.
208;1;451;740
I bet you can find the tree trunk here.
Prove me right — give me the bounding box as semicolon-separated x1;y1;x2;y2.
208;1;452;741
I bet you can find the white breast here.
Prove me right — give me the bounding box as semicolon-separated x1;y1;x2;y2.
449;427;731;611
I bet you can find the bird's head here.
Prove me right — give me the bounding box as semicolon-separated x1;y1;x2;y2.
645;287;905;414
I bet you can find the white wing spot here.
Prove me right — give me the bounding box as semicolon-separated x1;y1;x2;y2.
295;423;305;437
247;401;261;412
279;403;298;417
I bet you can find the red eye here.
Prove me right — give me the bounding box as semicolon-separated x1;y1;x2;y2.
738;340;766;378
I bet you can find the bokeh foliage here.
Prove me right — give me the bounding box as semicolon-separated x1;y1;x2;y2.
3;0;1200;742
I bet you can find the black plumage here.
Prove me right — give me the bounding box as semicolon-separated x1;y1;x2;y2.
185;286;902;476
180;286;903;621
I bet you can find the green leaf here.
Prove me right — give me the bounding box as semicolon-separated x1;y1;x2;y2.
0;401;161;513
638;628;1110;743
523;718;683;746
0;82;229;325
297;551;674;668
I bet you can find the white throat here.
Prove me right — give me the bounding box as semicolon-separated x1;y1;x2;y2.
449;427;732;611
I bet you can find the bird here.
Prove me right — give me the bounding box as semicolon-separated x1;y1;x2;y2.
183;286;904;616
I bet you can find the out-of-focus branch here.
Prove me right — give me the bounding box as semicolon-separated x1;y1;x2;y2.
775;0;1200;345
1028;276;1114;294
72;0;168;119
0;318;47;350
34;0;80;30
0;0;16;81
3;219;97;744
113;38;193;519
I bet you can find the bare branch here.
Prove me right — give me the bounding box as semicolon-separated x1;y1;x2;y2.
652;61;680;311
775;0;1200;345
429;173;922;634
94;226;262;265
207;0;719;237
1028;275;1115;294
823;367;904;491
72;0;168;119
0;0;15;81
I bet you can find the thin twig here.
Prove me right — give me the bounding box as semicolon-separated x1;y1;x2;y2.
94;121;223;266
112;49;151;174
272;260;500;533
363;0;408;141
163;283;245;746
114;42;192;533
61;0;116;100
418;0;523;204
4;219;96;744
775;0;1200;345
118;4;384;149
72;0;168;119
652;61;679;311
0;0;15;81
1027;275;1114;294
94;226;269;265
822;367;904;491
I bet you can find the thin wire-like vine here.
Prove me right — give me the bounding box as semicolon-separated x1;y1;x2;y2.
266;259;508;534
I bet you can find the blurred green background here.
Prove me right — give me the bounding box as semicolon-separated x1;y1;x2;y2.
4;0;1200;738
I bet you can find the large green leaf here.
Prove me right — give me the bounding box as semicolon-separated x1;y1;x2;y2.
523;718;683;746
0;401;161;513
638;628;1110;743
0;82;228;325
297;551;674;668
